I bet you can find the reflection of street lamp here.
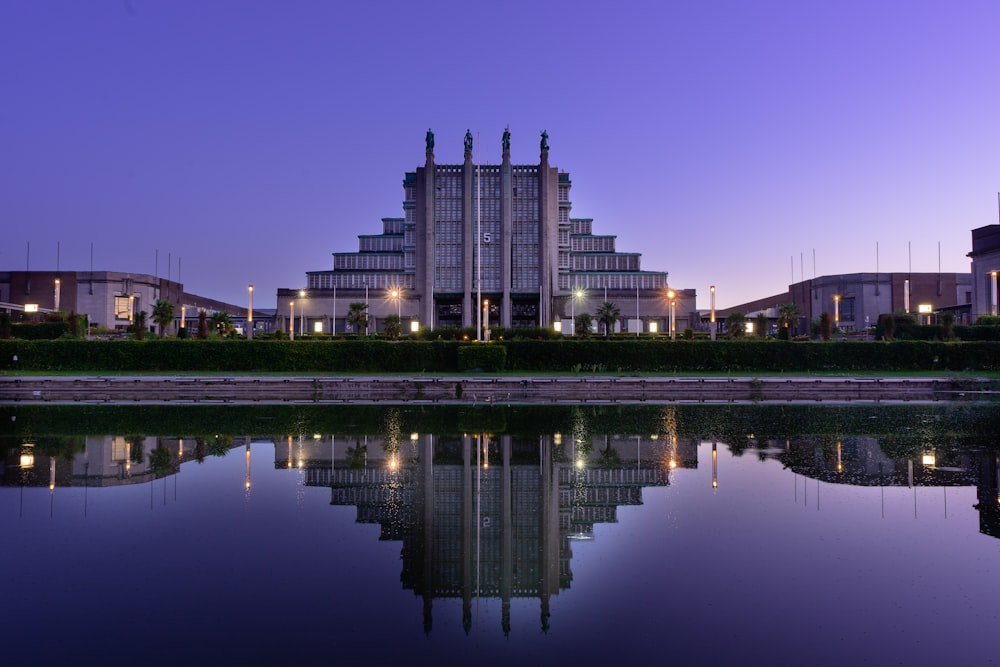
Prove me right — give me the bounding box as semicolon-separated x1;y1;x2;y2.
834;294;840;328
667;290;676;341
289;301;295;340
247;284;253;340
710;285;716;341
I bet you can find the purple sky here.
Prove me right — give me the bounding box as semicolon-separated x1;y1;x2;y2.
3;1;999;310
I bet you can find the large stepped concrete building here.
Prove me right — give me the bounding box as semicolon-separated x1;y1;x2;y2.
278;129;693;336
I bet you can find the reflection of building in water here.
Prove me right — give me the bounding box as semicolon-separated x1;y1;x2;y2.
291;432;686;635
772;436;1000;539
2;436;244;489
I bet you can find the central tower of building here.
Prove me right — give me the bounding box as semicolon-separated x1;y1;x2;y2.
412;128;560;329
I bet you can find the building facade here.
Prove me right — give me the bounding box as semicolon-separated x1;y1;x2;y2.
718;271;973;335
0;270;249;335
969;224;1000;320
278;130;693;336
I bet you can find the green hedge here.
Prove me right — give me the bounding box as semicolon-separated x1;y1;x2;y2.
457;343;506;371
1;338;999;373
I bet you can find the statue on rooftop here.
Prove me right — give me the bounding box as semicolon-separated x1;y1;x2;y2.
502;126;510;153
425;128;434;153
464;129;473;154
540;130;549;152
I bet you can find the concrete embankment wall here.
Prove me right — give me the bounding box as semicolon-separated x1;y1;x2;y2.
1;376;994;404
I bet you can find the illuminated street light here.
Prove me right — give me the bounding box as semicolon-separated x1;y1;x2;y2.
247;284;254;340
710;285;716;341
667;289;676;341
992;271;998;317
289;301;295;340
298;289;306;337
570;287;583;335
834;294;840;328
483;299;490;342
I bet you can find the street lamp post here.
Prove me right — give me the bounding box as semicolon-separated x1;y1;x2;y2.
570;287;583;336
993;271;999;317
483;299;489;341
299;289;306;336
834;294;841;329
247;284;253;340
667;290;675;341
391;289;401;319
710;285;716;341
54;279;61;311
289;301;295;341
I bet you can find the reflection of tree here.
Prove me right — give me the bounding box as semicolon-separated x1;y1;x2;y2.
346;440;367;469
127;436;145;463
600;436;622;469
207;435;233;457
194;437;208;463
149;443;172;477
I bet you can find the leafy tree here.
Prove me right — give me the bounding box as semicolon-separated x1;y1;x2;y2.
574;312;593;337
754;313;769;338
595;301;620;337
877;313;895;341
777;303;800;340
726;312;746;339
383;314;402;339
819;312;833;340
130;310;148;340
347;302;369;335
152;299;175;337
940;312;955;341
197;310;209;339
0;312;11;338
210;311;234;338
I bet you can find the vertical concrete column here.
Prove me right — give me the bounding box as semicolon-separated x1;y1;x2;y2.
419;152;436;329
501;144;513;327
462;434;472;631
538;149;556;327
462;148;474;327
501;434;512;635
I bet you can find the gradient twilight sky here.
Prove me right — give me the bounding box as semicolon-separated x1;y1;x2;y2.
3;1;999;310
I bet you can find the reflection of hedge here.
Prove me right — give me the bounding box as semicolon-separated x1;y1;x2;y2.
2;338;1000;372
4;404;998;447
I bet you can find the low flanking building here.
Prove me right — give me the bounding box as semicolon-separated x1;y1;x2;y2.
969;224;1000;320
0;270;250;335
277;129;694;336
717;271;972;336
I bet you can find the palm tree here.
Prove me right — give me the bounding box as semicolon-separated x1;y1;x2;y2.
130;310;148;340
595;301;620;337
574;312;593;337
347;302;369;335
726;312;746;338
197;309;209;339
383;314;402;339
210;312;234;338
777;303;801;339
152;299;175;337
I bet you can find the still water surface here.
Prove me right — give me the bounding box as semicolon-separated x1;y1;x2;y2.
3;404;999;665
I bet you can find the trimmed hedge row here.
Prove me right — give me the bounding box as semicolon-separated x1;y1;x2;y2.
1;338;999;373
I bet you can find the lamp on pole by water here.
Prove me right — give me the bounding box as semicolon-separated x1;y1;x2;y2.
391;288;401;319
571;287;583;336
710;285;716;341
667;289;675;341
247;284;253;340
834;294;841;329
483;299;490;341
298;289;306;336
289;301;295;341
992;271;999;316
